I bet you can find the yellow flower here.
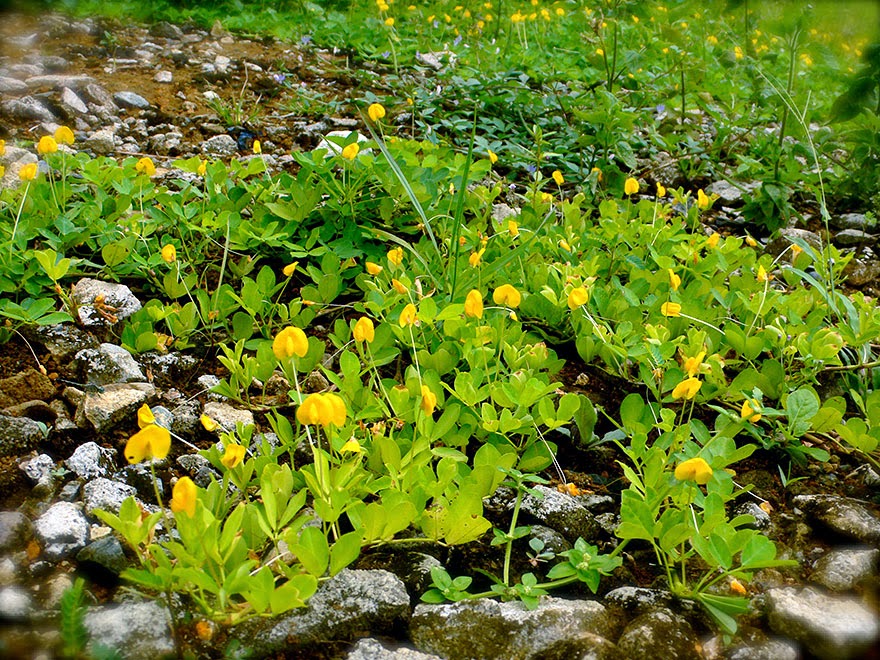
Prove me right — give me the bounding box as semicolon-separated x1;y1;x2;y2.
385;17;395;26
624;177;639;195
591;167;602;181
552;170;564;185
297;392;347;428
0;165;4;179
399;303;418;327
387;246;404;266
420;385;437;415
340;438;362;453
668;269;681;291
469;248;485;268
368;103;386;122
283;262;298;277
656;182;666;197
200;414;219;432
568;286;590;309
596;47;604;56
488;149;498;164
757;264;771;283
18;162;38;182
252;140;261;154
671;377;702;400
541;192;553;203
221;443;246;469
341;143;360;160
37;135;58;155
706;232;720;249
366;261;383;275
273;326;309;360
124;424;171;464
508;220;519;237
197;159;207;176
353;316;375;343
0;139;5;156
161;244;176;263
170;477;197;517
697;188;710;209
391;278;407;294
707;35;719;45
730;579;748;596
136;157;156;177
741;398;762;423
464;289;484;318
745;235;757;247
54;126;75;146
734;45;744;59
493;284;521;308
661;302;681;317
790;244;803;259
683;351;706;377
674;457;712;484
137;404;156;429
559;239;572;251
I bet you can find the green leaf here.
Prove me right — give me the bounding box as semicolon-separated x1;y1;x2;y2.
329;531;362;576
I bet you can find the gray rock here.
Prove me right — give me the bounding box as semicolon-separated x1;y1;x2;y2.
77;535;128;575
526;632;620;660
74;343;145;385
529;525;572;557
0;76;29;94
73;278;141;326
66;442;116;479
84;600;175;659
75;382;156;433
214;55;232;73
202;401;254;431
233;569;409;656
59;87;88;116
20;453;55;485
25;323;99;361
83;478;137;515
726;638;798;660
0;414;44;456
34;501;89;560
201;134;238;156
410;597;611;660
148;131;183;155
604;587;678;617
4;63;43;78
706;180;749;206
0;586;32;621
615;608;701;660
347;638;442;660
0;147;39;190
733;501;772;530
764;228;823;260
811;547;879;592
113;91;151;110
80;83;117;109
415;51;446;70
831;213;873;232
492;203;520;225
834;229;877;246
85;128;117;155
844;254;880;287
793;494;880;544
150;22;183;39
766;586;879;659
41;573;75;610
0;556;16;586
0;512;33;553
2;96;57;123
25;74;94;90
518;485;600;543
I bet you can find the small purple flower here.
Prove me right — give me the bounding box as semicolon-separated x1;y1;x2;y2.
381;50;391;59
453;35;463;46
433;20;440;28
301;35;312;45
273;73;287;84
526;164;537;174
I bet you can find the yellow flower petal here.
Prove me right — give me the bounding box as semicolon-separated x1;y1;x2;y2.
399;303;417;327
464;289;484;318
366;261;383;275
353;316;375;343
137;404;156;429
37;136;58;155
221;443;246;469
624;177;640;195
671;377;702;400
492;284;521;308
368;103;386;122
54;126;75;146
674;457;712;484
135;157;156;177
124;424;171;464
161;244;176;263
200;414;219;432
341;143;360;160
273;326;309;360
661;302;681;317
420;385;437;415
170;477;197;517
568;286;590;309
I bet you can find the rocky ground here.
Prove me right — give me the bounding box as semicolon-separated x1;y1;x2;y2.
1;9;880;660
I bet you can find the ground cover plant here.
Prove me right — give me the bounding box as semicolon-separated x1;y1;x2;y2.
2;0;880;657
